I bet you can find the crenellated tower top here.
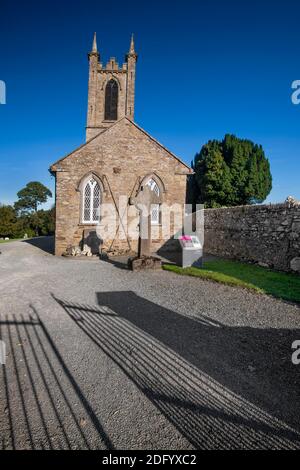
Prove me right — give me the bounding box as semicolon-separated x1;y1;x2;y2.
86;34;138;141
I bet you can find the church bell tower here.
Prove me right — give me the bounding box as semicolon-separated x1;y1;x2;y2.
86;33;138;141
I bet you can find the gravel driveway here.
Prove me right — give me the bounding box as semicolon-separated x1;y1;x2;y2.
0;237;300;450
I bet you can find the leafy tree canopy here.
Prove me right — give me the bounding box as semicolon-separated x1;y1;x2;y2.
0;204;55;239
192;135;272;207
0;180;54;239
0;205;17;237
14;181;52;214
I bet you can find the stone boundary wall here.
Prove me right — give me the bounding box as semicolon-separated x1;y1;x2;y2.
204;199;300;273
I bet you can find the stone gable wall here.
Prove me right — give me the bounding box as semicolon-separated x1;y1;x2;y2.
53;119;189;256
204;201;300;273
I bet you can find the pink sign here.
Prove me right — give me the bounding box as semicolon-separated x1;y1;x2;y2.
179;235;192;241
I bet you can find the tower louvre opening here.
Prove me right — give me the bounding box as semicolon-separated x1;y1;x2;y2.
105;79;118;121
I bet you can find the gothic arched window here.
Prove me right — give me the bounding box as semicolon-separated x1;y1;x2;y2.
82;177;101;223
146;178;161;225
105;79;118;120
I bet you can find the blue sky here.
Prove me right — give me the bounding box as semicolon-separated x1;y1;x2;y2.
0;0;299;208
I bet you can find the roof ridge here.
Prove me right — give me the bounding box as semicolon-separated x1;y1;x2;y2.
50;116;191;172
49;118;128;170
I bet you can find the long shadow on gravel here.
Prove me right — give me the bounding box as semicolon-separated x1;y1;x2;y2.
23;236;54;255
54;292;300;449
0;310;113;450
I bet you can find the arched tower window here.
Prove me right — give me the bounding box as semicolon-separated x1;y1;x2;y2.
105;79;118;120
146;178;161;225
82;177;101;223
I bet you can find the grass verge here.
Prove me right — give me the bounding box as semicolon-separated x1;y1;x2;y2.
163;259;300;303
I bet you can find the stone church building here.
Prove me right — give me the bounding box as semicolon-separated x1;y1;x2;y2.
50;35;191;256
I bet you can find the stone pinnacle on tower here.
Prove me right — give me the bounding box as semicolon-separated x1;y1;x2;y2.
92;32;98;53
88;32;99;61
126;33;137;59
129;33;135;54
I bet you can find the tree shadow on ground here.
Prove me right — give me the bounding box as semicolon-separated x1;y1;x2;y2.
0;310;113;450
53;291;300;449
22;236;54;255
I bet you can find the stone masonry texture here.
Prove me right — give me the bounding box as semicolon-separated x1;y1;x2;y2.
204;202;300;273
51;118;190;257
86;37;137;141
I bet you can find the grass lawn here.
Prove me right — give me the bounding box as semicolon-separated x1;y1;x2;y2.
163;259;300;303
0;239;21;244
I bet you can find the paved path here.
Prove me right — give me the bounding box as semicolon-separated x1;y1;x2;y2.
0;237;300;450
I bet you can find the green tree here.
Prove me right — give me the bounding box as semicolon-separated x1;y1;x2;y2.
14;182;52;214
13;215;36;239
29;208;55;236
193;135;272;207
0;205;18;237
